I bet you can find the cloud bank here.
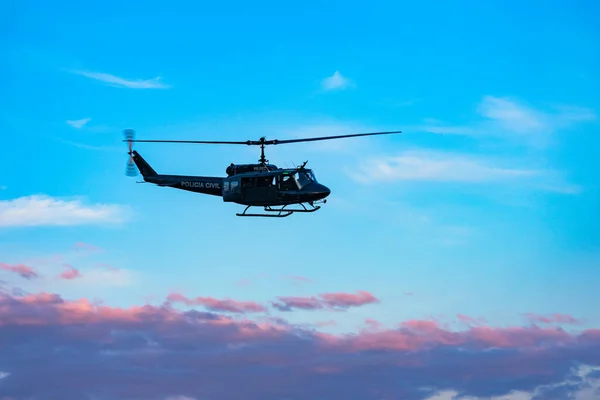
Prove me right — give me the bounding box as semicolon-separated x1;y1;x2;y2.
0;290;598;400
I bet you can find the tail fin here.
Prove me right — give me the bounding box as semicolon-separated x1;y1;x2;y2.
131;150;158;177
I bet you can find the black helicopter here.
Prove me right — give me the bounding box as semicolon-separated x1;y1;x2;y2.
123;129;402;217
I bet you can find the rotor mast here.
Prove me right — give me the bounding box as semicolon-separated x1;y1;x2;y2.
258;137;268;165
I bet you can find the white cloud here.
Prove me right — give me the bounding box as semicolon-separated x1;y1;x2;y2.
353;150;539;183
422;363;600;400
414;95;596;147
0;371;9;380
75;268;134;287
165;397;197;400
51;136;121;152
0;195;130;227
477;95;549;135
423;389;532;399
72;70;171;89
351;150;578;194
321;71;352;90
478;96;596;135
66;118;91;128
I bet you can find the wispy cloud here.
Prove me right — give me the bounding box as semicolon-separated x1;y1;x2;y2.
0;263;39;279
353;150;537;183
351;149;578;194
456;313;487;327
71;70;171;89
60;267;133;287
414;95;596;147
50;136;122;152
74;242;103;254
477;96;596;135
321;71;352;91
523;313;582;325
66;118;91;128
272;290;379;312
167;292;267;313
0;195;130;227
286;275;313;283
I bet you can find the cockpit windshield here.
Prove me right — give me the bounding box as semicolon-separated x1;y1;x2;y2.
305;169;317;182
295;170;315;189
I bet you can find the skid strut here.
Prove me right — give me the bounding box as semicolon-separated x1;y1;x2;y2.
236;202;322;218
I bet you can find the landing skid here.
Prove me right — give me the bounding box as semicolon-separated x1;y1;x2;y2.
236;202;322;218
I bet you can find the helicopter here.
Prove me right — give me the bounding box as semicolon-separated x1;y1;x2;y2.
123;129;402;217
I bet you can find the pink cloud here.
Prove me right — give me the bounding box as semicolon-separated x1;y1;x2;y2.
0;290;599;400
320;290;378;307
315;320;336;327
288;275;313;283
523;313;582;325
272;290;379;312
73;242;103;253
167;292;267;313
59;264;81;280
364;318;382;329
272;295;323;311
457;313;487;326
0;262;39;279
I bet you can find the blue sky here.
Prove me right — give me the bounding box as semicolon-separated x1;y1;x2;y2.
1;1;600;399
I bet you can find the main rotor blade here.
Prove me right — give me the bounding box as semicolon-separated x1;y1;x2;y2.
124;139;251;145
122;130;402;146
267;130;402;145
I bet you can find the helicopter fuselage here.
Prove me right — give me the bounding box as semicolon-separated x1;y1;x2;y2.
143;173;330;206
131;151;330;207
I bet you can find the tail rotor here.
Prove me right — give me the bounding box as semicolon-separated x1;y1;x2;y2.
124;129;138;177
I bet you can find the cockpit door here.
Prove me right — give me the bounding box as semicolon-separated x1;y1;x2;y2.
277;174;299;191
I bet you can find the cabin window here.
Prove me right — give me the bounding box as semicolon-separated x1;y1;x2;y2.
223;181;230;191
231;181;239;191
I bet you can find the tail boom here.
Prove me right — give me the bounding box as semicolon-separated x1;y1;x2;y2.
130;151;223;196
145;175;223;196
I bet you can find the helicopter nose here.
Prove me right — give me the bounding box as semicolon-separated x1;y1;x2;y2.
314;183;331;199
